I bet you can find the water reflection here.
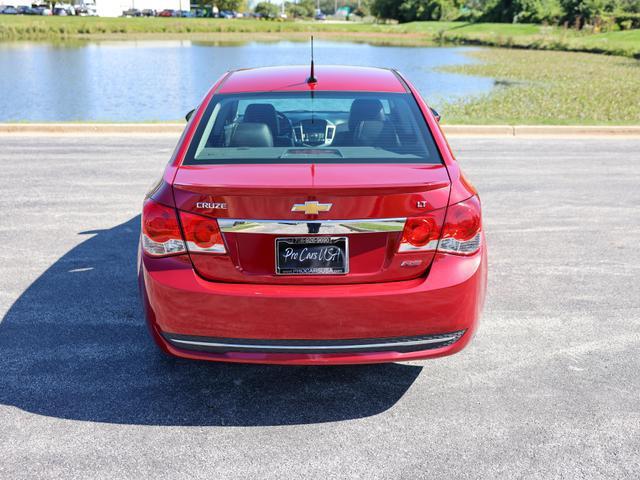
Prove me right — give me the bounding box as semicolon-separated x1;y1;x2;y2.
0;40;495;121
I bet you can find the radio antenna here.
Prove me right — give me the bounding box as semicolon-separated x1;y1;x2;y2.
307;36;317;84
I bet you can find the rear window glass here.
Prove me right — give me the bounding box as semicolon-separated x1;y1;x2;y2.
184;91;441;165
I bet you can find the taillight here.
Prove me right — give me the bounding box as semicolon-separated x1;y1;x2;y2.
179;211;226;254
399;213;442;252
439;196;482;255
141;199;186;257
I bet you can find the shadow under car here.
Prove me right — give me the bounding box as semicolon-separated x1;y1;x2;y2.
0;217;422;426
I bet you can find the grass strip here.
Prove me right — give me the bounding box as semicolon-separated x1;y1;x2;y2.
438;48;640;125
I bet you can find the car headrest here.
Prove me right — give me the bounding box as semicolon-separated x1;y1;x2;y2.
244;103;279;136
353;120;386;146
349;99;384;131
229;123;274;147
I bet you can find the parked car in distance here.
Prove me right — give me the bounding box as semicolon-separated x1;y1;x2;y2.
16;5;36;14
158;9;175;17
33;6;52;15
219;10;235;18
74;1;97;16
178;9;194;17
1;5;18;14
122;8;141;17
141;8;156;16
139;65;487;365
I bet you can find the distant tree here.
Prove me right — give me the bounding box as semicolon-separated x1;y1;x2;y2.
285;0;315;17
482;0;564;23
617;0;639;13
370;0;637;24
210;0;245;12
370;0;401;20
371;0;463;21
560;0;618;25
255;1;281;17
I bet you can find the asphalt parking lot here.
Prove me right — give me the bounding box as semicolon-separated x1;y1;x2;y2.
0;134;638;479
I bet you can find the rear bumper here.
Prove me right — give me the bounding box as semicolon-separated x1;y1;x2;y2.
139;240;487;365
162;330;466;354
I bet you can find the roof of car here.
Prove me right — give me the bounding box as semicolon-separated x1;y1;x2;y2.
217;65;408;94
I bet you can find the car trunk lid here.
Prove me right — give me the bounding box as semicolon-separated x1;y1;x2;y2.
172;163;450;284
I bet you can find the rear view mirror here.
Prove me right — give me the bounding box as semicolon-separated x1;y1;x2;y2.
185;108;195;122
430;108;441;122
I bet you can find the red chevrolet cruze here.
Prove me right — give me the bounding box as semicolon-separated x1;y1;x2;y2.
138;65;487;365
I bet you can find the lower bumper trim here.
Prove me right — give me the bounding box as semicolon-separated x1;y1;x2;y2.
162;330;465;355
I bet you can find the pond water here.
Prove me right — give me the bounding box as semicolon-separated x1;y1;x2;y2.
0;40;495;122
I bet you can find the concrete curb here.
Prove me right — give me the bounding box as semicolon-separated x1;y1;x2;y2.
443;125;515;136
1;123;639;137
443;125;640;137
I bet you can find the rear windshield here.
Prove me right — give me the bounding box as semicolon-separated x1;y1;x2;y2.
183;92;442;165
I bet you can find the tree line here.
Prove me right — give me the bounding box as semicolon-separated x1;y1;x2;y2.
197;0;639;28
369;0;640;27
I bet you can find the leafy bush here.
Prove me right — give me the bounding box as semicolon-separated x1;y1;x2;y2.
561;0;617;26
284;0;315;18
371;0;640;25
607;12;640;29
482;0;564;23
371;0;463;22
254;1;281;18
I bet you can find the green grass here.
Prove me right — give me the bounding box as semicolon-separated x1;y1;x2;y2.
0;16;399;38
0;17;639;57
439;48;640;125
415;22;640;58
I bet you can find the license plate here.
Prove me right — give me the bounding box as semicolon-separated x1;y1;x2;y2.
275;237;348;275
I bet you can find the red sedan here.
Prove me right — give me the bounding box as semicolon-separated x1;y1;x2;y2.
138;65;487;365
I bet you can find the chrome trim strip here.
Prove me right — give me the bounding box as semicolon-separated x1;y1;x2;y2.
169;335;458;351
218;218;406;234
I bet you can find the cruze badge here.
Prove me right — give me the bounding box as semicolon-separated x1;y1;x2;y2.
196;202;227;209
291;201;332;215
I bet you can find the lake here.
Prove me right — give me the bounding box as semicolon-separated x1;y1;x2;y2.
0;40;494;122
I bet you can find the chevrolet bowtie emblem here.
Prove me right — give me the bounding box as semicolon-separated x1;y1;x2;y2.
291;201;333;215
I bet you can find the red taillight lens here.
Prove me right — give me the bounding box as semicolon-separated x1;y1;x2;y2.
141;199;186;257
439;196;482;255
179;211;226;254
399;214;441;252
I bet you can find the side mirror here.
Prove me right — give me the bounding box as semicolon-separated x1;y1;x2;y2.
185;108;195;122
430;107;441;122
